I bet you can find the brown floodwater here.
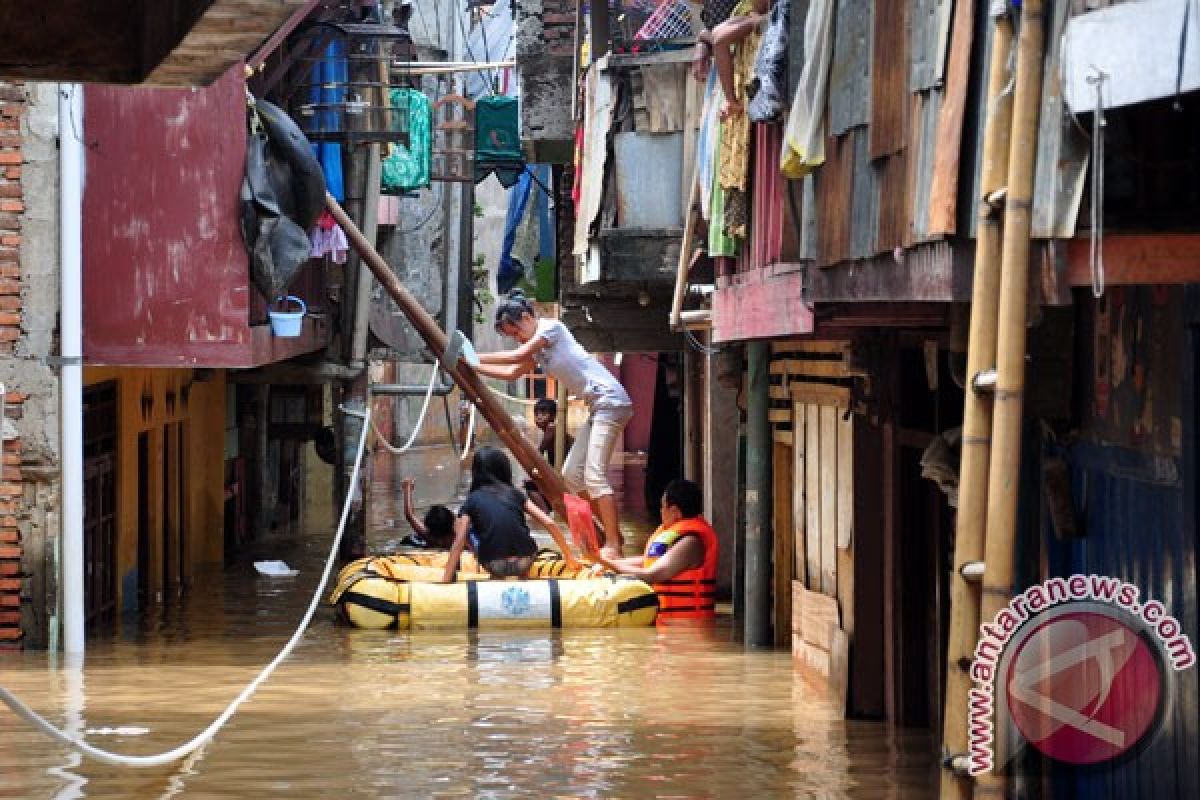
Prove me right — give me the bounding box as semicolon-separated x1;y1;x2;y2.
1;493;936;798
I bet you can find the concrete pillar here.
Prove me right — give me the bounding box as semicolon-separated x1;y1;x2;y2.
744;341;772;647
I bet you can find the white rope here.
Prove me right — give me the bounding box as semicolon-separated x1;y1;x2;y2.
369;365;441;455
0;407;374;768
1087;66;1108;299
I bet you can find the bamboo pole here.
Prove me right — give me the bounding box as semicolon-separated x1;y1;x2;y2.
939;7;1016;799
325;194;570;517
976;1;1048;797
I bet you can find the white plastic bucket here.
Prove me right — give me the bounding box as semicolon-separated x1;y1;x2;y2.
268;296;306;337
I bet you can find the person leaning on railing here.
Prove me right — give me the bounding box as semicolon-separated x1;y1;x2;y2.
690;0;742;81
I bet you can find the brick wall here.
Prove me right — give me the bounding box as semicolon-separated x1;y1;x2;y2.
0;81;23;647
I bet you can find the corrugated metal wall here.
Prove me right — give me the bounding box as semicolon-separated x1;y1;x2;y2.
1045;444;1199;798
1039;290;1200;798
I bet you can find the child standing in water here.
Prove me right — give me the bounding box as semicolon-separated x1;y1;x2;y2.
441;447;580;581
473;290;633;558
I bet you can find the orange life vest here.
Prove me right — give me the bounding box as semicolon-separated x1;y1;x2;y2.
643;517;719;621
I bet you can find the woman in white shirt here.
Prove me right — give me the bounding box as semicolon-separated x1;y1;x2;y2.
473;290;633;558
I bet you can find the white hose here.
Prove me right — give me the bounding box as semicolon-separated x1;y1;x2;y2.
459;403;477;462
0;406;374;768
369;365;441;455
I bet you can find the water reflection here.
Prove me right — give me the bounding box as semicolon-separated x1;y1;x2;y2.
0;524;935;798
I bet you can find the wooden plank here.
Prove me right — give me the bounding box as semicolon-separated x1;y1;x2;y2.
837;413;854;549
770;359;856;379
768;408;793;424
819;405;838;596
830;628;850;712
771;339;852;356
772;430;794;445
790;382;852;407
793;403;807;585
805;404;821;591
773;444;795;647
798;583;841;648
926;0;976;235
1066;234;1200;286
769;385;792;401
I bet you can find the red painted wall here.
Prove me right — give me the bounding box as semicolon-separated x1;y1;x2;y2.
83;64;325;367
619;353;657;453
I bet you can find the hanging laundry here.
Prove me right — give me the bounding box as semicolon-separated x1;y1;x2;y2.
696;69;720;223
716;0;762;240
498;165;554;295
475;95;525;187
748;0;791;123
781;0;834;179
309;209;349;264
382;88;432;192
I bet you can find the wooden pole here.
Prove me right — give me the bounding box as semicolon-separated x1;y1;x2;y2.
939;8;1015;799
325;194;570;516
977;1;1047;797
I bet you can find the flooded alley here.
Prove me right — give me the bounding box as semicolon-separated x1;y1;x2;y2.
0;518;935;798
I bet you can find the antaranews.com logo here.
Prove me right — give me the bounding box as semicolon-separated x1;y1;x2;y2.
968;574;1196;775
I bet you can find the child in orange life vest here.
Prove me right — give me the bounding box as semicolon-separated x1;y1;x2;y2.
593;479;720;620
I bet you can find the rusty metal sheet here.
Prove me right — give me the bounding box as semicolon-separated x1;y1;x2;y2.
828;0;872;136
788;0;813;100
850;126;879;260
910;0;953;91
800;174;818;261
815;132;855;266
1032;0;1089;238
907;88;943;244
876;149;909;253
869;0;909;158
83;66;254;366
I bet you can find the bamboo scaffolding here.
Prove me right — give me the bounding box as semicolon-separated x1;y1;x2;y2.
939;7;1015;799
975;1;1047;796
325;194;570;517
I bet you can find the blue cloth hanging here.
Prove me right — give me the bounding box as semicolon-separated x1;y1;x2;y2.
309;39;346;202
498;168;534;294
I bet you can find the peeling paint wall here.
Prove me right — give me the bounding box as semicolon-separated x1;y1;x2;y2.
515;0;575;162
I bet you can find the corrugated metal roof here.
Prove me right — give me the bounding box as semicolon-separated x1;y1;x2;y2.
828;0;872;136
850;126;880;260
870;0;909;159
910;0;953;91
816;132;855;266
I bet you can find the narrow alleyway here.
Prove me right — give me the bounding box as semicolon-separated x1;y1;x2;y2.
1;472;935;798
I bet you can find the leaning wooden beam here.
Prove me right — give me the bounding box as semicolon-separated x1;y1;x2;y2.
977;1;1048;798
939;5;1015;799
325;194;569;516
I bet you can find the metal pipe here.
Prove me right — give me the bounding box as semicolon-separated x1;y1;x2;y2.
59;83;85;656
743;341;772;647
350;142;382;366
939;6;1015;795
371;377;455;396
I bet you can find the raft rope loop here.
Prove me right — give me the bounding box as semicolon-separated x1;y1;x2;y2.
0;406;374;768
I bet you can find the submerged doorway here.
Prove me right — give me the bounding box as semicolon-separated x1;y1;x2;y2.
82;381;118;624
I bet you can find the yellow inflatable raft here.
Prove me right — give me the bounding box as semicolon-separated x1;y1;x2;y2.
330;554;659;630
